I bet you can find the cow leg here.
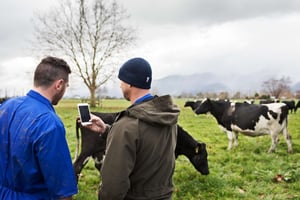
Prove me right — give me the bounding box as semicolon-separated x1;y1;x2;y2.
268;133;278;153
233;132;239;147
226;131;237;150
92;151;105;173
282;127;293;154
73;154;92;182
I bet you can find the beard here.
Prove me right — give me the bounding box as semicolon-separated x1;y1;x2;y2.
122;89;130;101
52;87;66;105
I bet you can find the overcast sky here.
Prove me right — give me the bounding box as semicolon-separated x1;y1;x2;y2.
1;0;300;97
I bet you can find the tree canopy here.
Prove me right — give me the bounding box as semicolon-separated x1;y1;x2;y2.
261;76;291;99
32;0;136;106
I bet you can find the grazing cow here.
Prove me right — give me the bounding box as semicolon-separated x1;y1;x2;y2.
184;100;202;111
175;125;208;174
0;97;9;104
194;98;292;153
282;100;296;113
296;101;300;113
73;112;209;181
259;99;275;104
73;112;117;178
244;99;254;104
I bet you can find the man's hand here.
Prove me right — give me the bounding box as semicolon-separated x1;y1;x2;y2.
81;114;107;134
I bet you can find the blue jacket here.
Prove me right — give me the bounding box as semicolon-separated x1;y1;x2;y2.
0;90;77;199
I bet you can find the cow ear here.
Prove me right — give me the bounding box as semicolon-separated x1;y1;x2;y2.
195;146;199;154
196;142;206;153
199;143;206;150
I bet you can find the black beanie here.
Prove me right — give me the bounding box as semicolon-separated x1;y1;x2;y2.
118;57;152;89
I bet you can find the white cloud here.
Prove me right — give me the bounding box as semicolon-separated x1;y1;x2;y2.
1;0;300;98
124;12;300;84
0;57;36;96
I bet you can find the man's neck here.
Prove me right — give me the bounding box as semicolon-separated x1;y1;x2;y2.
32;86;52;104
129;88;150;104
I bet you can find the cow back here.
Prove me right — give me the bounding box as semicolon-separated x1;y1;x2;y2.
232;103;269;130
92;112;118;125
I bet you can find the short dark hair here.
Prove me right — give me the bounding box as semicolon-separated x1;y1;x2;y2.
34;56;71;88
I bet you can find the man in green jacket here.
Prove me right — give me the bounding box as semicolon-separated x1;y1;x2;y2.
86;57;180;200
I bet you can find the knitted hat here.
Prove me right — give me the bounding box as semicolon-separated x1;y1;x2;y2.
118;57;152;89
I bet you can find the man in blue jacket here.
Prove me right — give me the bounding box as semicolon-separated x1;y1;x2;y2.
0;56;78;199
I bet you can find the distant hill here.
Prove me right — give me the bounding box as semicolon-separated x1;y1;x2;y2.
66;73;300;98
151;73;256;96
151;73;227;95
151;73;300;96
292;81;300;92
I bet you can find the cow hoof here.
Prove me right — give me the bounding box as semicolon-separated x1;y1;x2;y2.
77;173;83;179
267;149;275;153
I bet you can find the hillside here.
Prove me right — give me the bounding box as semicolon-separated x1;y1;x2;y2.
151;73;300;96
65;73;300;98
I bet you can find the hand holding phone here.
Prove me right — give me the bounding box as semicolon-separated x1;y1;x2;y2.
77;103;92;125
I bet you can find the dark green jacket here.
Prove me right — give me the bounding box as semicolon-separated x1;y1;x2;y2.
99;95;180;200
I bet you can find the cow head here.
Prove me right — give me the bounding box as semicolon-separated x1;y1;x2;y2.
296;101;300;112
184;100;202;111
175;125;209;175
195;98;211;115
191;143;209;175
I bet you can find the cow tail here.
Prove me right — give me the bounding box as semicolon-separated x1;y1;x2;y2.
74;119;81;162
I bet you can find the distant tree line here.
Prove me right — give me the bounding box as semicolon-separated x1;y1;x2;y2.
2;76;299;102
177;76;300;100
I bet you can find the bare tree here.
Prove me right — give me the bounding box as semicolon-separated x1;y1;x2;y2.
261;76;291;99
232;91;241;99
32;0;136;106
295;90;300;99
218;91;229;100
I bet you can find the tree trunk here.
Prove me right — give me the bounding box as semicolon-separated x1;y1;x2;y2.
90;87;96;107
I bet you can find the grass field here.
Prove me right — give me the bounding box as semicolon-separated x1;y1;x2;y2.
56;98;300;200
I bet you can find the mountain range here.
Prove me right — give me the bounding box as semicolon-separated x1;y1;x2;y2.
66;72;300;98
151;73;300;97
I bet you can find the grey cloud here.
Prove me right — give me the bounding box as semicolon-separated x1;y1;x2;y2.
0;1;56;60
124;0;300;25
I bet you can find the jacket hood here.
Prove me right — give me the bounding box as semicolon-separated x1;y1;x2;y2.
127;95;180;126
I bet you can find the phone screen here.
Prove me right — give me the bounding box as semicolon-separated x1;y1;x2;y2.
78;104;91;124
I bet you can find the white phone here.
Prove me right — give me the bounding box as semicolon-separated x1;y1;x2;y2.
77;103;92;125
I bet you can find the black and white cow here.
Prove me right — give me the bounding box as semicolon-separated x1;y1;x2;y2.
282;100;296;113
73;112;117;179
296;101;300;113
73;112;209;181
194;98;292;153
184;100;202;111
0;97;9;105
259;99;276;104
244;99;254;104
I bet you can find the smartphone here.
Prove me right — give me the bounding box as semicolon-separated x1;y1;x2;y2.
77;103;92;125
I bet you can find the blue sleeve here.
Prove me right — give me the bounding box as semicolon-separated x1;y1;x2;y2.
0;185;43;200
34;115;78;199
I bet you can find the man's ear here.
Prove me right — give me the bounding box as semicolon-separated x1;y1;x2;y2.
55;79;64;90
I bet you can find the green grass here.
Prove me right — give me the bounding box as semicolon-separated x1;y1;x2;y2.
56;98;300;200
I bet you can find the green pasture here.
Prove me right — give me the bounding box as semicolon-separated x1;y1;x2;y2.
56;98;300;200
